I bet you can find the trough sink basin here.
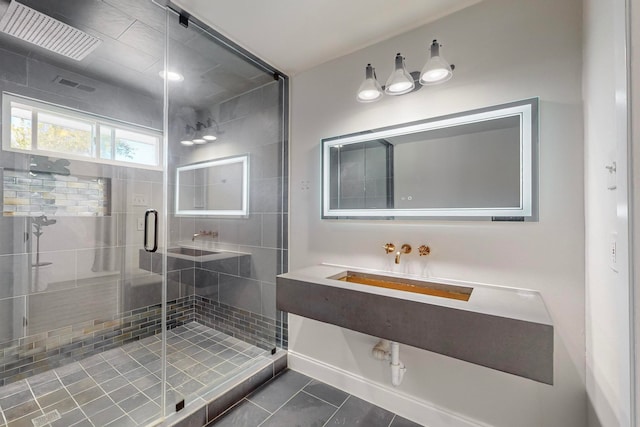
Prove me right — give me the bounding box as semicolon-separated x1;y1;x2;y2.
167;247;219;257
328;270;473;302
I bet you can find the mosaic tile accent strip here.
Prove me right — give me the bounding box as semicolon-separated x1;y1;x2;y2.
2;169;110;217
193;296;277;352
0;297;192;387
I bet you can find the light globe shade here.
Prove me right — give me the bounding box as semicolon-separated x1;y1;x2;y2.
356;64;383;103
385;53;415;95
419;40;453;85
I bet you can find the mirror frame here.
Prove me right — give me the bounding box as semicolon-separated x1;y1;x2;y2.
321;98;538;220
175;154;249;217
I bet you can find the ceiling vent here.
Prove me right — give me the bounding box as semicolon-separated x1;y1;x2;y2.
54;76;96;92
0;1;102;61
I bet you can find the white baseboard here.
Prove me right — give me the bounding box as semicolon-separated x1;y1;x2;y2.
287;350;490;427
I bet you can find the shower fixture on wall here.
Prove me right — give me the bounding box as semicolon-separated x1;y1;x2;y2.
357;39;455;103
180;118;221;146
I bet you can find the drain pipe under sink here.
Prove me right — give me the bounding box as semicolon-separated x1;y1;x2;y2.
372;339;406;386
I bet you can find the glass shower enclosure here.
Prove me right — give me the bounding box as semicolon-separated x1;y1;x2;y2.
0;1;287;425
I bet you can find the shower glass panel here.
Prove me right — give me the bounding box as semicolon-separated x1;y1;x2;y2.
0;1;287;425
163;6;287;411
0;1;166;426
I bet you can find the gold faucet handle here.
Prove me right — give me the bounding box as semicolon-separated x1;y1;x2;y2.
400;244;411;254
383;243;396;254
418;245;431;256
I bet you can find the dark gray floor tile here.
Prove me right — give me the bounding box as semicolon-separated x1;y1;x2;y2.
210;399;270;427
69;419;93;427
128;400;161;424
0;381;28;399
260;391;336;427
73;386;104;405
42;396;77;415
0;389;32;410
108;383;138;403
303;380;349;407
32;379;62;397
390;414;423;427
50;408;86;427
104;415;138;427
60;370;89;386
66;378;97;395
3;399;39;422
37;388;71;408
101;376;129;393
247;370;312;412
325;396;395;427
117;391;152;412
89;404;126;425
213;361;238;375
81;395;113;417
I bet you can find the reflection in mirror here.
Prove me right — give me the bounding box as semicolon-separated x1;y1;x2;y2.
176;154;249;216
322;98;538;219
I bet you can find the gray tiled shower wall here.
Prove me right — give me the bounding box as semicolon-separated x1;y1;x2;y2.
168;80;288;348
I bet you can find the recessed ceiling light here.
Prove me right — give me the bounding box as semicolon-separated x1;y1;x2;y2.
193;138;207;144
159;70;184;82
180;140;194;146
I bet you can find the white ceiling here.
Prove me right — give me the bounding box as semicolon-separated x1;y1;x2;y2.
172;0;481;76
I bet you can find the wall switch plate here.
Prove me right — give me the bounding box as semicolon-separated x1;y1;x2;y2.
137;217;144;231
132;193;148;206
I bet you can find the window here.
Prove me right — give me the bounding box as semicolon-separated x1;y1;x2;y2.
2;93;162;169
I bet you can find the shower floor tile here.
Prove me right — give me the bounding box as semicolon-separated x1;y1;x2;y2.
0;322;266;427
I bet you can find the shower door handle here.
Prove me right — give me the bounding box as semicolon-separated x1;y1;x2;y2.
143;209;158;252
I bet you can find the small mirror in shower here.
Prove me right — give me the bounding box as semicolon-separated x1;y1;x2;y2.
175;154;249;216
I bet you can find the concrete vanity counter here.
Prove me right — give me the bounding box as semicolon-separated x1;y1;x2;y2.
277;264;554;385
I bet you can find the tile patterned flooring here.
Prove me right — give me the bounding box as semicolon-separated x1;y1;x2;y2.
209;370;423;427
0;322;265;427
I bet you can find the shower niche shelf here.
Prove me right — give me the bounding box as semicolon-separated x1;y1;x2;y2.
277;264;554;385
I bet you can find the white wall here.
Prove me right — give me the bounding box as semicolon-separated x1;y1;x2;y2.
584;0;633;425
289;0;586;426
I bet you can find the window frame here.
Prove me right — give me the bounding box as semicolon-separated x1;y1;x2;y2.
2;92;163;170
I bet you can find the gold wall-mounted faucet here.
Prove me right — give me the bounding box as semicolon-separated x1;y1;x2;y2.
418;245;431;256
395;244;411;264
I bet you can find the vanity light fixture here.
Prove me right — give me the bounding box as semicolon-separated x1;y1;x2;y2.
419;40;454;85
356;39;454;103
385;53;415;95
356;64;383;102
180;118;221;146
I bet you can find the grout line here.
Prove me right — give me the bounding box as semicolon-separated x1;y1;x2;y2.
52;369;94;426
255;378;313;427
321;395;351;427
388;414;397;427
300;389;340;408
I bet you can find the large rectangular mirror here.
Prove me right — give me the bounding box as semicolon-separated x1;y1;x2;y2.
176;154;249;216
322;98;538;219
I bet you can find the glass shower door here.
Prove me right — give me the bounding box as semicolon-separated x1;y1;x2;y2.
161;5;288;415
0;0;167;425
